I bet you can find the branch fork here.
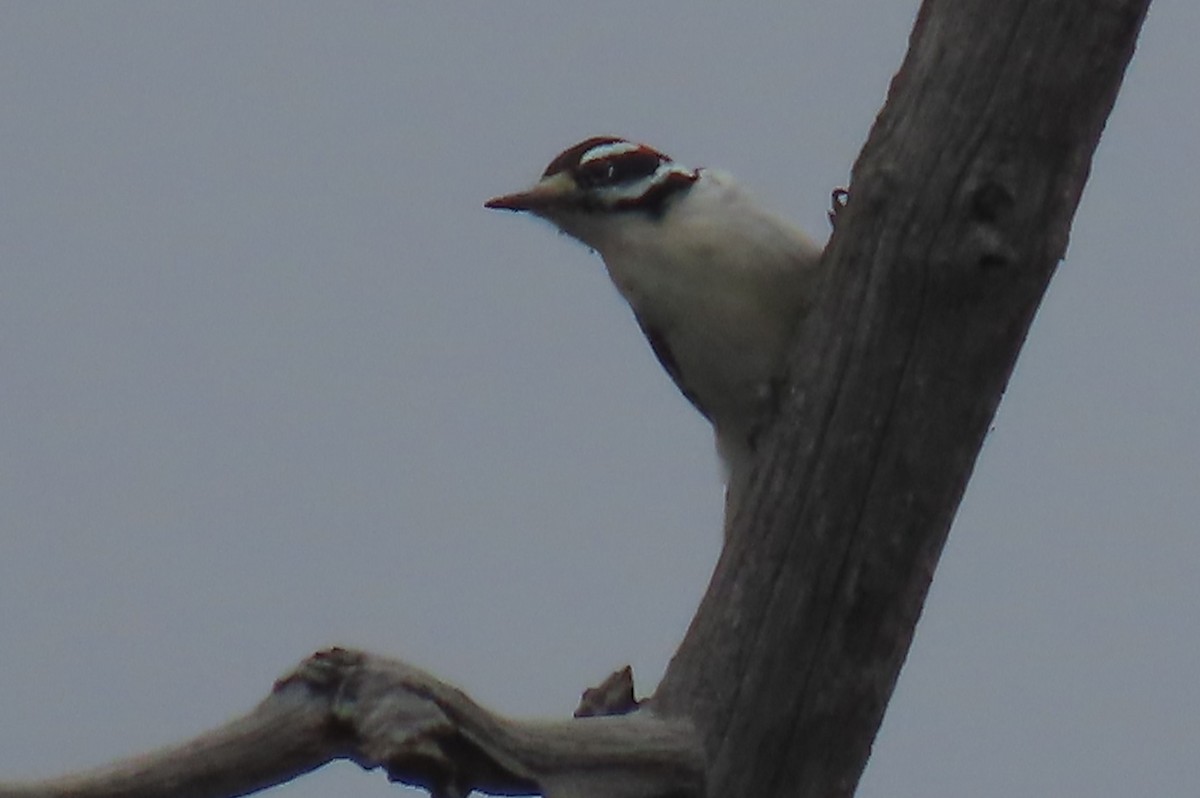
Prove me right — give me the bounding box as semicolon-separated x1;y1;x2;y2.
0;648;704;798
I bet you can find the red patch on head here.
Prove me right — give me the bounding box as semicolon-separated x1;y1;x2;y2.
543;136;633;177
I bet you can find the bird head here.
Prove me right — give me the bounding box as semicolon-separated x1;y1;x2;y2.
485;136;699;247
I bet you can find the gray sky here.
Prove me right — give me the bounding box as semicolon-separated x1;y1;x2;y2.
2;4;1196;797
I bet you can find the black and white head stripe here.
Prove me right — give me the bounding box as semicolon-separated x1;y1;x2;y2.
545;136;699;212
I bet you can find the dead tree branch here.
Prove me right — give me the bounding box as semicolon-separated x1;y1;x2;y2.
653;1;1151;797
0;648;703;798
0;2;1150;797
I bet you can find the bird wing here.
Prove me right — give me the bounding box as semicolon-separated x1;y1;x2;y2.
631;312;712;422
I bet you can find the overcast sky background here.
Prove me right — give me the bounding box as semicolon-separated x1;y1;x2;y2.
2;4;1197;797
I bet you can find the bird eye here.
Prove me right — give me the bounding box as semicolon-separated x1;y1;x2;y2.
576;160;617;188
576;152;662;189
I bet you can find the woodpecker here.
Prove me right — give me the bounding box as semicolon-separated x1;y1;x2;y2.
486;137;823;522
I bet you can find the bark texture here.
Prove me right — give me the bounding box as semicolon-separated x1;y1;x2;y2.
652;2;1150;797
0;649;704;798
0;2;1150;798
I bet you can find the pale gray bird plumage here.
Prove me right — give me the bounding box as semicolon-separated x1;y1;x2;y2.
486;137;823;532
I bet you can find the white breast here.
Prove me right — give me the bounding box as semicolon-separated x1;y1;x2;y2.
592;171;823;465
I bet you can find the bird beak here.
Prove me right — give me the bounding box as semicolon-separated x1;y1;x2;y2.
485;172;576;213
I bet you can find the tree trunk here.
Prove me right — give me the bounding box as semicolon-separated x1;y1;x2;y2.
0;3;1151;798
652;1;1150;797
